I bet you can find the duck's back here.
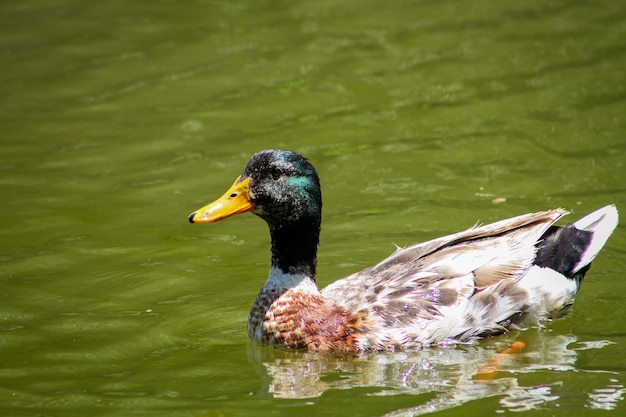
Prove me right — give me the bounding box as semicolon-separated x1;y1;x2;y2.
321;206;618;350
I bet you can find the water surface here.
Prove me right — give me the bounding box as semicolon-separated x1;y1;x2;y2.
1;0;625;416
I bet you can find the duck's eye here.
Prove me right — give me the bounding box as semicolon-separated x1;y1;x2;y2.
271;166;283;180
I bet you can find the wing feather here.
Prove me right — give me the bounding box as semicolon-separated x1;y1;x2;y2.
321;209;568;344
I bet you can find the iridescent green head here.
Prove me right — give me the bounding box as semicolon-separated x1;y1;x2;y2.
189;150;322;276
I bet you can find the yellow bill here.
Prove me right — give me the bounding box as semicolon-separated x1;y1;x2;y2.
188;177;253;223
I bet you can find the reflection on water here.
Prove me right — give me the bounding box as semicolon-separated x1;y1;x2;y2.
249;332;624;413
588;384;626;411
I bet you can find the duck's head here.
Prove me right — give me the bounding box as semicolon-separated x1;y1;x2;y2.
189;149;322;232
189;150;322;276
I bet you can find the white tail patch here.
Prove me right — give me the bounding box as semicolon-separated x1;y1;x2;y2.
572;205;619;273
519;265;578;315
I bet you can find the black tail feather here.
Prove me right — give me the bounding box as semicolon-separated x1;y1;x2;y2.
534;224;593;279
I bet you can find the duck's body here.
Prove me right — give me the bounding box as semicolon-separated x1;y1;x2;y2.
189;150;618;351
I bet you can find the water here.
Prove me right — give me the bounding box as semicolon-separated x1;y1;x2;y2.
1;0;625;416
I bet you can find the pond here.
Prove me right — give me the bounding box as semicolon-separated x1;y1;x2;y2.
1;0;625;416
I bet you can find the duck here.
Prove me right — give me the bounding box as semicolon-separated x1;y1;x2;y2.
188;149;618;351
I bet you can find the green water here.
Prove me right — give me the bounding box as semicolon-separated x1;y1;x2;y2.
1;0;625;416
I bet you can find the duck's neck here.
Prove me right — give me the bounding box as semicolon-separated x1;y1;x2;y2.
268;219;320;282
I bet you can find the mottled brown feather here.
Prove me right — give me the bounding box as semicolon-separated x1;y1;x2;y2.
249;288;376;351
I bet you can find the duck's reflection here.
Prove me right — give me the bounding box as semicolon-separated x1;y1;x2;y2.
248;331;623;414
